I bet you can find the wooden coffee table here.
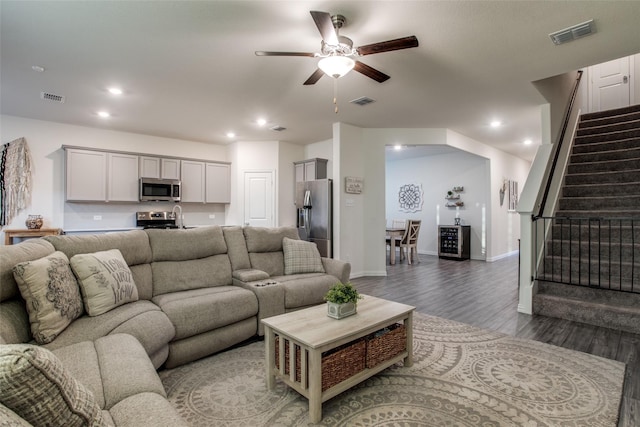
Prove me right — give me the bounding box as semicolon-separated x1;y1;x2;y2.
262;295;415;422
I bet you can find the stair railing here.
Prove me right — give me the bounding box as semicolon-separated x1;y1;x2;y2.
534;70;583;220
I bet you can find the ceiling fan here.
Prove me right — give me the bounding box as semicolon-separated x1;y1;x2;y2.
255;11;419;85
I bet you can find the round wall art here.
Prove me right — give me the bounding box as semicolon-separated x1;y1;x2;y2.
398;183;424;213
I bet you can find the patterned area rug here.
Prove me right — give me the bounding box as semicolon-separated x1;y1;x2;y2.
159;313;625;426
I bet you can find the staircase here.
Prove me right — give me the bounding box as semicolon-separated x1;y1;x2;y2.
534;104;640;334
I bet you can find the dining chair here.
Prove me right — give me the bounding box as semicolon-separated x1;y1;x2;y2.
398;219;421;265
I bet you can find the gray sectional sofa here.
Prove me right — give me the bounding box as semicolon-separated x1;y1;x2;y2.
0;226;350;426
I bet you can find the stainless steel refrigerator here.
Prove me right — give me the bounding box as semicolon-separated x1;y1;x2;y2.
295;179;332;258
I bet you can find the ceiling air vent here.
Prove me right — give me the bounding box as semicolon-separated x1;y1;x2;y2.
40;91;66;103
549;19;595;45
270;125;286;132
350;96;376;106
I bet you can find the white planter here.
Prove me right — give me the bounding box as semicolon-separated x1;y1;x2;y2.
327;301;357;319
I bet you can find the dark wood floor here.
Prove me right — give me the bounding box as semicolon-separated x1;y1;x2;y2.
351;254;639;427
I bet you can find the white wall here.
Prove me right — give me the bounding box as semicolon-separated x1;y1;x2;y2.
304;138;333;179
0;115;229;241
386;150;489;260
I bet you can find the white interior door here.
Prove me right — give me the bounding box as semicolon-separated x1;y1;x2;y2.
244;171;274;227
590;56;633;112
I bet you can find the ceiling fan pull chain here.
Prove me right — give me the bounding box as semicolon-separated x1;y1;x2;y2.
334;78;339;114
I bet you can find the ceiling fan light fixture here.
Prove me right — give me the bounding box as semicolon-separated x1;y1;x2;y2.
318;56;355;78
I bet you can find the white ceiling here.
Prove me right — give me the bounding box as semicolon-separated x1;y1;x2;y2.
2;1;639;162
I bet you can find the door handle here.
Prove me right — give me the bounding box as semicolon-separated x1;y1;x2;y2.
623;75;628;84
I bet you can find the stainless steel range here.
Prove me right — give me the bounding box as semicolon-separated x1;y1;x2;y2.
136;211;178;229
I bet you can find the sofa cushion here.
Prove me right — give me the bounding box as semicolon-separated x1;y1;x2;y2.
248;252;285;277
152;254;233;296
232;268;270;282
0;344;108;427
0;300;31;345
283;237;325;275
272;274;340;309
0;402;33;427
42;300;175;367
243;226;299;253
70;249;139;316
12;251;84;344
222;226;251;271
0;239;55;302
109;392;187;427
152;286;258;340
44;230;154;300
146;226;227;261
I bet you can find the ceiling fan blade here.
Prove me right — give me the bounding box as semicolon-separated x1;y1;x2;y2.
356;36;419;56
255;51;316;57
303;68;325;85
354;61;390;83
310;11;339;45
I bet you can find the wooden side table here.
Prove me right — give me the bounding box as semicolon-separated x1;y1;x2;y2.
3;228;62;245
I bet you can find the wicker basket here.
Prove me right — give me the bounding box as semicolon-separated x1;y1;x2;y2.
365;323;406;368
275;336;366;391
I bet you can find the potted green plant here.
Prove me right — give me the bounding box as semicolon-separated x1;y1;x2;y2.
324;282;363;319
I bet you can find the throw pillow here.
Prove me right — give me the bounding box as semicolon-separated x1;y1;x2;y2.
70;249;139;316
0;344;109;427
12;251;84;344
282;237;325;275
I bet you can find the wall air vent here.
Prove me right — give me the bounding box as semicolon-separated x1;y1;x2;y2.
270;125;286;132
40;91;66;103
549;19;595;45
350;96;376;106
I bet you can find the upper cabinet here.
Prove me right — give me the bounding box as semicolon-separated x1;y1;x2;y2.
65;146;229;204
139;156;181;180
294;158;328;183
181;160;231;203
65;149;138;202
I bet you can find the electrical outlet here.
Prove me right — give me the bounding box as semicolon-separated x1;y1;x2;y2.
93;215;102;221
209;214;216;219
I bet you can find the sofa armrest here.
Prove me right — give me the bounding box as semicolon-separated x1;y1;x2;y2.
233;279;284;336
232;269;269;282
321;258;351;284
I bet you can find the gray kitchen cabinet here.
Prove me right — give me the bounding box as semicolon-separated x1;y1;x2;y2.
181;160;206;203
66;148;138;202
66;148;107;201
294;158;327;183
108;153;139;202
139;156;181;179
205;163;230;203
181;160;231;203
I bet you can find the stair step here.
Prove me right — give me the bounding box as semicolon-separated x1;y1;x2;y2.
537;280;640;306
533;292;640;334
564;169;640;185
545;239;638;260
570;146;640;163
581;104;640;122
556;209;640;218
579;110;640;129
572;138;640;155
558;194;640;210
550;221;640;242
567;157;640;174
574;128;640;145
563;181;640;197
539;255;639;285
576;118;640;137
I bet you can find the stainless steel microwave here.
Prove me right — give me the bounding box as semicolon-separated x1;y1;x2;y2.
139;178;181;202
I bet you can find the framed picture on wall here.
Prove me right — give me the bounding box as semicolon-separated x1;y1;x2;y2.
345;176;363;194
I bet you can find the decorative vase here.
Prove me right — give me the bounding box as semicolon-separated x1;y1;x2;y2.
25;215;43;230
327;301;357;319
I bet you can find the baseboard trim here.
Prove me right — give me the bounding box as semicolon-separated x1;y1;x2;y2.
487;250;519;262
351;270;387;278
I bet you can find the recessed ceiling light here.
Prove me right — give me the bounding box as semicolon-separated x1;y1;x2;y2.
97;111;110;118
394;144;402;151
256;118;267;127
108;87;123;95
226;132;236;138
490;120;502;128
523;139;533;145
31;65;45;73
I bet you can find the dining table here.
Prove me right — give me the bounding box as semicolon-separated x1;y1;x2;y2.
386;227;405;265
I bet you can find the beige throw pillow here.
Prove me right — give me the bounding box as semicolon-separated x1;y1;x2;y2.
70;249;138;316
12;251;84;344
283;237;325;275
0;344;109;427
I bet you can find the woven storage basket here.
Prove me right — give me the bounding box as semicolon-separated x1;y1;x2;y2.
275;336;366;391
366;323;406;368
